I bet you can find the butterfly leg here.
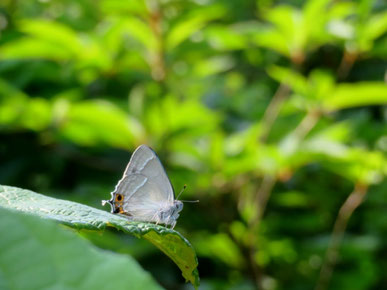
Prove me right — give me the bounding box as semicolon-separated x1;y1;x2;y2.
152;210;161;225
154;215;160;225
165;215;171;228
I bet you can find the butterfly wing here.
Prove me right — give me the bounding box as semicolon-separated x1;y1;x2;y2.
117;173;170;220
112;145;174;213
124;145;174;203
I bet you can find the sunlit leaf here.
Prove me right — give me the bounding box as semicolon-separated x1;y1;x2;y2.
100;0;148;16
205;24;248;51
19;19;83;53
323;82;387;111
194;233;244;268
193;56;235;77
0;185;200;288
253;26;291;57
56;99;144;149
0;38;73;61
122;18;157;50
267;65;308;94
166;5;226;50
0;207;162;290
364;11;387;40
0;79;51;130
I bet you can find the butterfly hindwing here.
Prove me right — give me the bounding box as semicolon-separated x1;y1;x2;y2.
120;174;170;220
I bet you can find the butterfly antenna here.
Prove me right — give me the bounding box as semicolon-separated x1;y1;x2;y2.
176;185;199;203
176;184;187;200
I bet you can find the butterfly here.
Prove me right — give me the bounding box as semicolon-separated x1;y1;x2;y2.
102;145;183;229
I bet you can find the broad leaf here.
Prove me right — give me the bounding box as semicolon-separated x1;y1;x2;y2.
323;82;387;111
0;207;162;290
166;5;226;50
0;185;199;288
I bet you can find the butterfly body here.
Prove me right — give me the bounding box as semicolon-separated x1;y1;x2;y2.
103;145;183;229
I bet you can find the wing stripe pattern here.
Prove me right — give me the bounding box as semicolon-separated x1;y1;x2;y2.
106;145;182;228
119;176;148;198
131;155;154;173
126;146;174;203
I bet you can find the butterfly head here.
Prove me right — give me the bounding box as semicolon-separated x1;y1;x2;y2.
174;200;183;212
102;192;125;214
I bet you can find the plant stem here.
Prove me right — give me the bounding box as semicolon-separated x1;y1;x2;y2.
247;174;276;290
315;183;368;290
292;109;320;141
252;174;276;224
337;51;358;80
249;80;320;288
148;2;166;81
259;83;290;143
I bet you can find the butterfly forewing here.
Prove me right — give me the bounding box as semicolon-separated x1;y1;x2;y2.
114;145;174;204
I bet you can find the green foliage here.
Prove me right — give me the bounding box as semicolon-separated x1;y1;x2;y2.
0;185;199;288
0;207;162;290
0;0;386;289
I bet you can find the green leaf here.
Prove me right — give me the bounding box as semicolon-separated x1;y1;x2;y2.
204;24;248;51
0;19;81;61
0;207;162;290
253;26;291;57
0;185;199;288
56;99;144;150
193;56;235;77
100;0;148;16
267;65;308;94
194;232;244;268
19;19;83;53
364;11;387;41
323;82;387;111
0;38;73;61
122;18;157;50
166;5;226;50
0;79;52;131
302;128;387;184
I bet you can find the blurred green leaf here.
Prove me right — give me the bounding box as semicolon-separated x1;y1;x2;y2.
144;96;219;140
193;56;235;77
0;19;111;74
0;38;74;61
55;99;144;149
274;191;309;207
100;0;148;16
267;65;308;94
0;79;52;130
268;66;336;110
0;185;199;288
166;5;226;50
303;138;386;184
204;24;248;51
323;82;387;111
254;0;347;61
19;19;83;54
364;11;387;41
122;18;156;51
194;232;244;268
0;19;81;61
0;207;162;290
253;24;291;57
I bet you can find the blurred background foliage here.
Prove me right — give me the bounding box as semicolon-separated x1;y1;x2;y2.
0;0;386;289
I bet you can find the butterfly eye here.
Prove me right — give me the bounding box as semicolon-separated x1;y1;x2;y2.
115;194;123;202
